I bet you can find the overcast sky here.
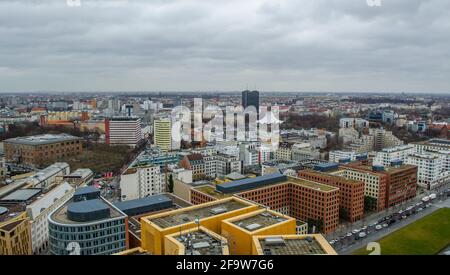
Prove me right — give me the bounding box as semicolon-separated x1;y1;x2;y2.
0;0;449;93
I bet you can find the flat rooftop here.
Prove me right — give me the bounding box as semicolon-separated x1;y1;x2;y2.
64;168;93;179
300;171;362;185
0;188;42;202
50;197;125;225
4;134;82;146
343;164;417;174
232;211;287;232
175;230;225;255
286;177;338;192
0;204;25;223
149;200;248;229
194;185;232;199
259;236;328;255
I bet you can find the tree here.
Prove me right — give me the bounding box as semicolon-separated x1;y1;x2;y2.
339;207;349;222
168;174;174;193
307;218;324;233
364;196;378;213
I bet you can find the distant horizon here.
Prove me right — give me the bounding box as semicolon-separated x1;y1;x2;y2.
0;90;449;96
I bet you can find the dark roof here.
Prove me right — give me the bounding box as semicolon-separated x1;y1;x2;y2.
74;186;98;196
187;154;203;160
0;188;42;202
216;173;287;194
313;162;339;172
113;195;173;216
67;199;110;222
4;134;82;146
0;219;25;232
73;186;100;202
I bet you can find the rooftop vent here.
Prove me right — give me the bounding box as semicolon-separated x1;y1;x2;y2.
192;242;210;249
210;206;227;215
245;223;262;231
306;236;313;243
264;237;286;246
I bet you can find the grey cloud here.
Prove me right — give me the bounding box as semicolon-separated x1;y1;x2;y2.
0;0;449;92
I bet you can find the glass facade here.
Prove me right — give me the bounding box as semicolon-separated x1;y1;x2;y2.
48;218;127;255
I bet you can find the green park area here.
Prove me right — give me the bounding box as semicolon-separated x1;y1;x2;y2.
354;208;450;255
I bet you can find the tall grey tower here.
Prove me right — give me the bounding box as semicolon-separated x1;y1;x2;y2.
242;90;259;113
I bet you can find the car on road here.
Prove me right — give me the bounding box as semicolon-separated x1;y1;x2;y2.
382;223;388;228
346;233;353;237
375;225;382;230
329;240;336;245
352;229;360;234
358;232;367;238
416;207;423;212
401;215;407;219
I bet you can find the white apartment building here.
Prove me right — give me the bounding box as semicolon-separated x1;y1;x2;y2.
120;164;164;201
346;134;374;153
370;128;404;151
339;118;369;129
26;182;74;254
291;143;320;161
374;145;415;166
406;153;448;189
239;142;260;166
332;168;384;204
106;116;143;147
241;149;259;166
203;154;242;179
275;145;292;161
412;139;450;154
329;150;358;163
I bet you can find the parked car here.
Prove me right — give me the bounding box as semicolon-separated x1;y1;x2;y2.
358;232;367;238
375;225;383;230
401;215;407;219
382;223;388;228
416;208;423;212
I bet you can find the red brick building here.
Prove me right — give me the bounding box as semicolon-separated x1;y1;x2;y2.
380;165;418;208
298;170;365;222
237;178;340;234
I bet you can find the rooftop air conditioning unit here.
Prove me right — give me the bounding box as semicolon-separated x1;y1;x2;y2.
264;237;286;246
245;223;262;231
210;206;227;215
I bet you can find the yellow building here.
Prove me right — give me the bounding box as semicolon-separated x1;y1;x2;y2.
251;234;337;255
164;226;229;255
0;212;32;255
221;209;296;255
140;197;259;255
153;118;172;151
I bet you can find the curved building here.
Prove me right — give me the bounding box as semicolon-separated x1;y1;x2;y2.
48;187;128;255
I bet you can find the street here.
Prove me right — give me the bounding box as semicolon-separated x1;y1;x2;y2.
327;182;450;255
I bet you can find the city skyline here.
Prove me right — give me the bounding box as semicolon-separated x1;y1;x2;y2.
1;0;450;93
